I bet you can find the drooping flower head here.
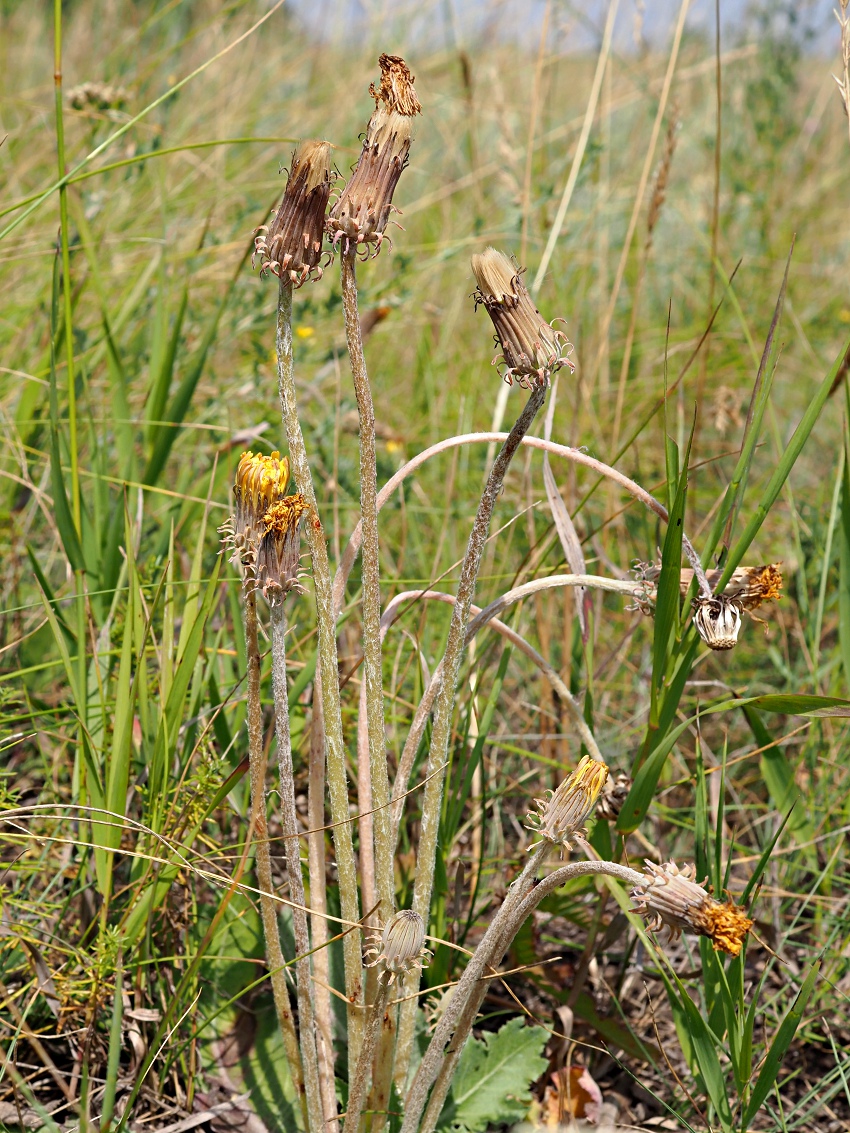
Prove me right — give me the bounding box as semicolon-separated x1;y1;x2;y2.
327;54;421;257
526;755;609;851
471;248;574;390
630;860;753;957
692;593;743;651
364;909;431;985
222;450;309;604
253;139;334;284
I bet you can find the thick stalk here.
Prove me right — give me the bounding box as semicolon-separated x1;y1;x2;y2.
341;247;395;924
270;605;324;1133
276;276;364;1069
344;982;391;1133
307;672;340;1133
396;385;547;1086
408;860;643;1133
243;592;306;1118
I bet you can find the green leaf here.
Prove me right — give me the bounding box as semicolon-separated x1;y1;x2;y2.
617;717;692;834
438;1017;548;1132
839;433;850;691
665;973;734;1132
743;961;820;1127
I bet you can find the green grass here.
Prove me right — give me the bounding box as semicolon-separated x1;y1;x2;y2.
2;1;850;1130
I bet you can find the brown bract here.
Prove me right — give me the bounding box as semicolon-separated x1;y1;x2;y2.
253;139;333;284
631;860;753;957
471;248;574;389
327;54;421;256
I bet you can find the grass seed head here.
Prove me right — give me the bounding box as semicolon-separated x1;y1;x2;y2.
692;593;743;650
526;755;609;850
630;860;753;957
471;247;574;389
253;139;333;284
364;909;430;984
327;54;420;256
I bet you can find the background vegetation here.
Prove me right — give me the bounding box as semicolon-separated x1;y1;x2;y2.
2;0;850;1129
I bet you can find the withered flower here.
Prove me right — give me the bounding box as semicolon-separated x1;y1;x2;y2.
526;755;609;851
327;54;421;256
692;594;743;651
256;495;311;604
471;248;574;389
595;771;632;822
364;909;430;984
253;139;333;284
631;860;753;957
675;562;783;612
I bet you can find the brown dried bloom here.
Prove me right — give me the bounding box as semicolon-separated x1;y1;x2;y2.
631;860;753;957
692;594;743;651
595;771;632;822
471;248;574;389
526;755;609;850
255;495;311;604
253;140;333;284
364;909;430;985
676;563;783;612
327;54;421;256
228;450;290;563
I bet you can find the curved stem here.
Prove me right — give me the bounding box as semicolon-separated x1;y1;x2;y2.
270;605;324;1133
395;387;547;1091
276;276;364;1070
243;592;306;1120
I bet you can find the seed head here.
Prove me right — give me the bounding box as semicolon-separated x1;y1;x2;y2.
364;909;430;984
630;860;753;957
253;139;333;284
327;54;421;257
526;755;609;851
692;594;743;651
471;248;574;389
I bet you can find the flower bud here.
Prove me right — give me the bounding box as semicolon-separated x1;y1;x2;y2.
630;860;753;957
327;54;421;256
471;248;574;389
253;139;333;284
526;755;609;850
692;594;743;651
364;909;430;984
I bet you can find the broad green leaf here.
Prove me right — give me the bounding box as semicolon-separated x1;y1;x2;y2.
743;961;820;1127
439;1016;548;1132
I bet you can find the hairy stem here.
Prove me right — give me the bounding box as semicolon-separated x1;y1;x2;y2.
276;276;364;1070
341;247;394;925
395;384;547;1088
344;981;391;1133
243;591;305;1119
270;604;324;1133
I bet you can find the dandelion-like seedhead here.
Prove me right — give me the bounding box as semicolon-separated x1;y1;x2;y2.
471;248;574;389
327;54;421;257
253;140;334;284
526;755;609;851
221;451;309;603
692;593;743;651
363;909;431;984
630;860;753;957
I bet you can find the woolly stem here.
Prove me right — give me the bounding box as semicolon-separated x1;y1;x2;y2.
270;604;324;1133
276;276;364;1071
242;590;306;1121
395;384;547;1089
344;981;392;1133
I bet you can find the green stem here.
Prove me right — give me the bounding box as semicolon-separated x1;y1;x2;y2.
344;981;391;1133
244;591;306;1120
395;384;547;1087
276;276;364;1071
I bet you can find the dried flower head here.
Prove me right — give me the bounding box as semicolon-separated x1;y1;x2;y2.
595;771;632;822
67;81;128;112
253;140;333;284
471;248;574;389
631;860;753;957
327;54;421;256
692;594;743;651
526;755;609;851
230;450;290;558
364;909;431;984
255;495;311;604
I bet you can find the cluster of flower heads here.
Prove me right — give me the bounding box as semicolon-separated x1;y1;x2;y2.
471;248;575;389
526;755;609;852
221;450;310;605
630;860;754;957
364;909;431;985
253;55;421;283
